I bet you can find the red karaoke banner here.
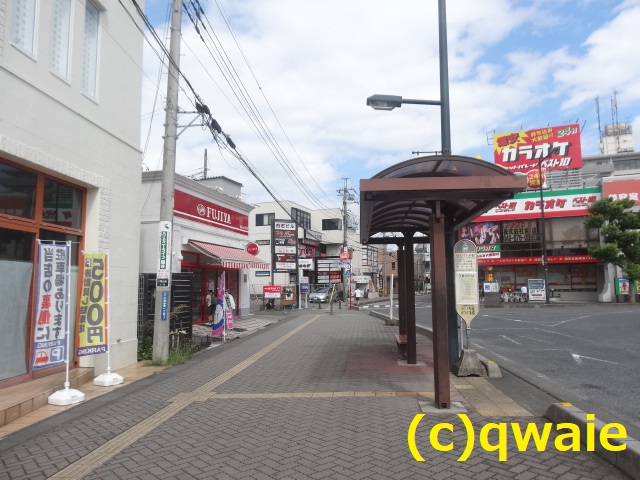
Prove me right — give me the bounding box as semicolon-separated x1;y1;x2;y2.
494;124;582;172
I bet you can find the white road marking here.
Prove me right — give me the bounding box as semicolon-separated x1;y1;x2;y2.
500;335;521;345
571;353;621;365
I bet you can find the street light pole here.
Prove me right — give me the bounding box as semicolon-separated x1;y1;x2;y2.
538;161;551;304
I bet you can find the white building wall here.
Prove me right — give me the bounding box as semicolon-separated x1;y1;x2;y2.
0;1;145;373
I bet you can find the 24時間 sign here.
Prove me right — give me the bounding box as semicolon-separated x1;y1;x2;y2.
493;124;582;172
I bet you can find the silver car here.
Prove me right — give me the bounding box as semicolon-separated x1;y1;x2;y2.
308;286;335;303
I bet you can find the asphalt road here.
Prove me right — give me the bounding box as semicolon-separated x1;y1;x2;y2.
412;300;640;439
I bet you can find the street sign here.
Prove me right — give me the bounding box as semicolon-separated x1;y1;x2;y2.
246;242;259;255
156;221;172;287
454;239;479;325
345;270;351;277
339;251;349;261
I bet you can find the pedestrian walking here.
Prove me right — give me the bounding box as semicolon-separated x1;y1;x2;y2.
354;287;362;306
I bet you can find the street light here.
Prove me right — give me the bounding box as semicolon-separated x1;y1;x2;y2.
367;94;442;111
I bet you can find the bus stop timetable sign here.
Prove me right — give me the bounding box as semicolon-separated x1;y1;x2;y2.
454;239;479;326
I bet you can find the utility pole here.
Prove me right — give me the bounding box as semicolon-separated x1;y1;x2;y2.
337;178;356;302
153;0;183;363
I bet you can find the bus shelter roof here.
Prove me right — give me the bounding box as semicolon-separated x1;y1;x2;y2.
360;155;528;244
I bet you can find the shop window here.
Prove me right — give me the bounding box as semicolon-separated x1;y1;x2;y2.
0;228;35;381
256;213;274;226
42;178;83;229
322;218;342;231
39;230;80;266
291;207;310;230
0;162;37;219
0;227;34;261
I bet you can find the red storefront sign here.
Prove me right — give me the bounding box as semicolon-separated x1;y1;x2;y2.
494;124;582;172
602;179;640;206
173;190;248;235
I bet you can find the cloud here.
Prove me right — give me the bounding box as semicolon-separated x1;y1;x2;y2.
140;1;640;204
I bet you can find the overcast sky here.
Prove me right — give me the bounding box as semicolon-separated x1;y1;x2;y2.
140;0;640;210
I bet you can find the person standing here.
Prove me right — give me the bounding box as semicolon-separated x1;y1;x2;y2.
206;289;214;323
354;287;362;306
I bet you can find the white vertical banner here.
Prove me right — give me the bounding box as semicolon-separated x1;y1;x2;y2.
32;242;71;369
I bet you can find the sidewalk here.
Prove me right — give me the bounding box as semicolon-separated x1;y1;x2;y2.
0;308;633;479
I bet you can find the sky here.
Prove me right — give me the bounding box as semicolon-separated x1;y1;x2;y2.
140;0;640;213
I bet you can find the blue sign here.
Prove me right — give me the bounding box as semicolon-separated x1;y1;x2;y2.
300;283;309;294
345;271;351;277
161;291;169;321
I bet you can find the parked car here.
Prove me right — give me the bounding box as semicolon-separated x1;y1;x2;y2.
308;286;336;303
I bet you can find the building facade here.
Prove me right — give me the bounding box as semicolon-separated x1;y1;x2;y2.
140;173;267;323
1;0;144;385
248;201;378;300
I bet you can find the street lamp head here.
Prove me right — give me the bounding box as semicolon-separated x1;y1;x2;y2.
367;94;403;111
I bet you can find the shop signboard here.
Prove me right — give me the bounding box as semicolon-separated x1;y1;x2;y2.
603;178;640;206
528;279;546;301
263;285;282;299
475;188;600;222
493;124;582;172
272;220;298;272
174;190;248;235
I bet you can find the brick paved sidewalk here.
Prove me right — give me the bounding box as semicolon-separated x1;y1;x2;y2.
0;309;630;479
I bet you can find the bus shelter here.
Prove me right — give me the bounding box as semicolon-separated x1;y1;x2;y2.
360;155;527;408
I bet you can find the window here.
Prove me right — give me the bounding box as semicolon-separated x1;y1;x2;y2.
291;207;310;230
255;213;274;227
42;178;83;229
82;1;100;99
10;0;37;55
322;218;342;231
50;0;72;79
0;162;37;219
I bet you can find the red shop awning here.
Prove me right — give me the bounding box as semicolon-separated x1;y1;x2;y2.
189;240;270;270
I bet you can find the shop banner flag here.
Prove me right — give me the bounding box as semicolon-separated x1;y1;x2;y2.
212;273;225;336
32;242;70;369
77;252;108;356
226;310;234;330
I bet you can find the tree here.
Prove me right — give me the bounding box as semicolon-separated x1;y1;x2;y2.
585;197;640;301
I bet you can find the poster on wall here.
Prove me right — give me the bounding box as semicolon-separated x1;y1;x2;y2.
459;222;500;245
502;220;540;243
77;252;108;356
32;242;71;369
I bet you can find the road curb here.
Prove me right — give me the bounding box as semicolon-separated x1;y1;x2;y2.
546;403;640;480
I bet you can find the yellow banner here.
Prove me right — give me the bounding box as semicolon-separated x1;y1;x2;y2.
77;253;108;356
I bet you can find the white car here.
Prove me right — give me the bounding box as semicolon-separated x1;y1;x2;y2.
308;287;336;303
